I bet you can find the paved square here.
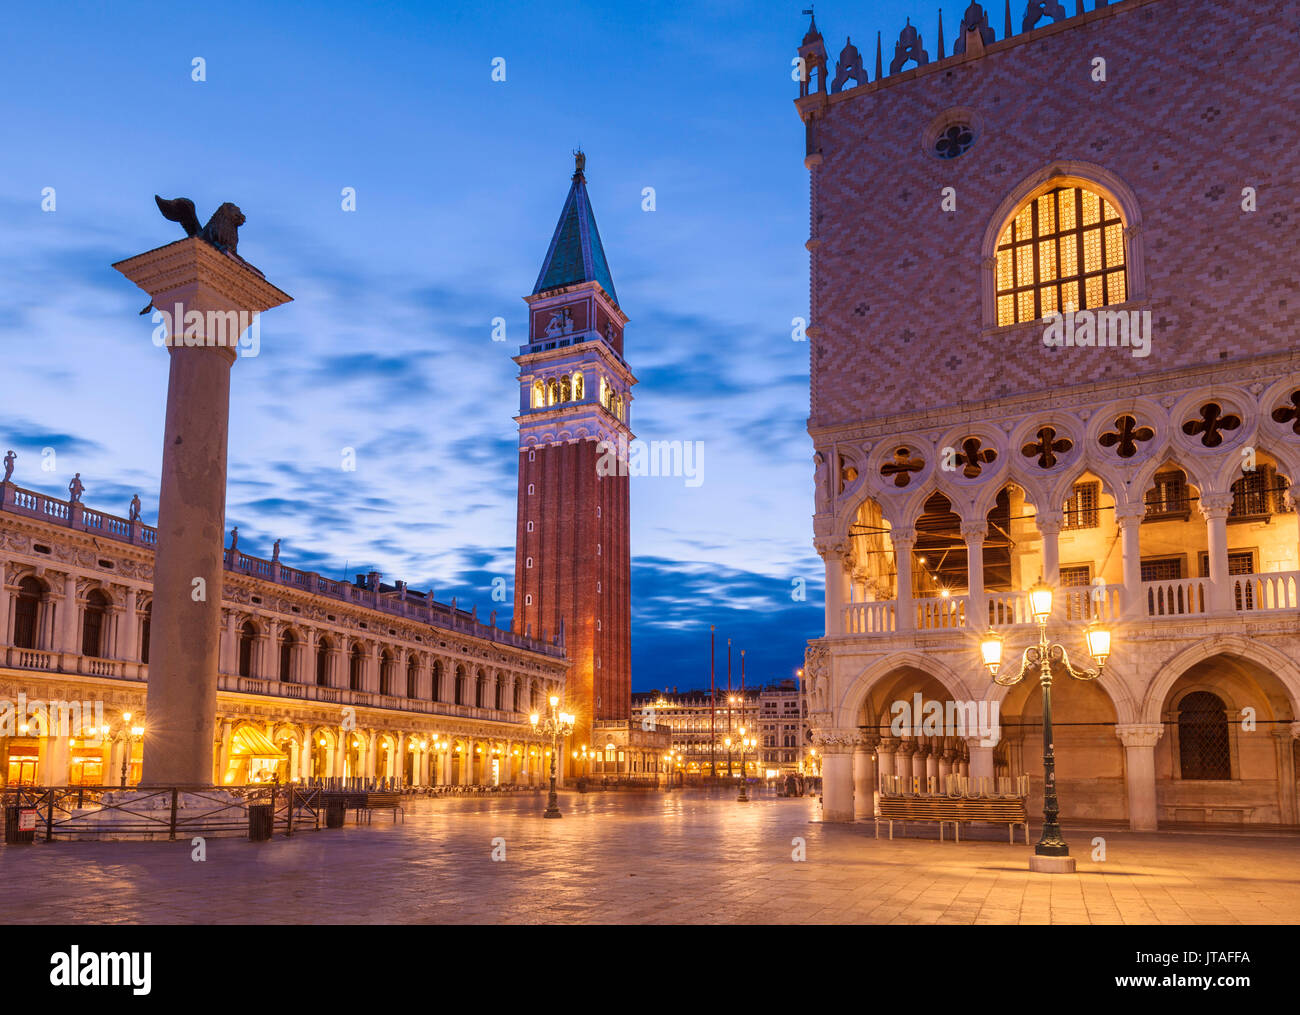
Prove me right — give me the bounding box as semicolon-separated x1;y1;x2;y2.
3;790;1297;924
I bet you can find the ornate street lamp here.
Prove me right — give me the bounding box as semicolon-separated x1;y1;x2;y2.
530;696;574;818
734;727;756;802
979;577;1111;868
100;711;145;787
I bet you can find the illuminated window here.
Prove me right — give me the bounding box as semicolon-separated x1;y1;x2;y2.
531;380;544;408
1062;482;1099;530
995;185;1127;326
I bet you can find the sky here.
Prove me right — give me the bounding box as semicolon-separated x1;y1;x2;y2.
0;0;934;691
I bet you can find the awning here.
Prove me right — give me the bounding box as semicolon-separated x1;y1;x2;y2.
230;726;286;760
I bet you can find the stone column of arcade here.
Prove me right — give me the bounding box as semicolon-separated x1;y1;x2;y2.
114;220;291;793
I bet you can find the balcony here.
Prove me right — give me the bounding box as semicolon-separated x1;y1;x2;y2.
838;572;1300;637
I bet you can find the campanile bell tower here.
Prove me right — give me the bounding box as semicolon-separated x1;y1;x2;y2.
514;153;635;771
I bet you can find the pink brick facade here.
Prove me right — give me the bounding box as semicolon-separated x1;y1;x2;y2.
797;0;1300;831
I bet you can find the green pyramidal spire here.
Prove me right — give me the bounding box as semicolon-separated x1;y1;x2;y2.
532;151;618;306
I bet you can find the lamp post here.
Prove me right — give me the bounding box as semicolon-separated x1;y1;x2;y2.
101;711;145;787
734;728;756;802
979;578;1111;871
530;696;574;818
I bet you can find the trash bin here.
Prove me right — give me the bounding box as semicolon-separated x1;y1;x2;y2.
325;798;346;828
248;803;274;841
5;805;37;845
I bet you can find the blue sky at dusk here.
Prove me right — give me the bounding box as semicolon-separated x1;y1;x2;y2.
0;0;931;690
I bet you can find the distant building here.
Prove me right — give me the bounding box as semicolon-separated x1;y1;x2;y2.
632;681;810;779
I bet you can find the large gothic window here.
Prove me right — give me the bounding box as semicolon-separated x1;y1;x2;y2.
995;185;1127;326
1177;691;1231;780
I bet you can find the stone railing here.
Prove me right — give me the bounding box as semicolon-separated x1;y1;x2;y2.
0;481;563;660
838;571;1299;637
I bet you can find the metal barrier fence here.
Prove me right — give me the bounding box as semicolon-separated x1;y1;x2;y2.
1;783;324;842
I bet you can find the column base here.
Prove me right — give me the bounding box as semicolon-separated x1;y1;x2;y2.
1028;855;1076;874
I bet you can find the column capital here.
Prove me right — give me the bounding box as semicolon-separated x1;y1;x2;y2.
1197;492;1234;519
1289;721;1300;741
814;538;850;561
857;730;881;749
1034;509;1063;534
959;522;987;542
890;526;916;547
811;728;860;754
1113;502;1147;524
1116;723;1165;748
896;738;917;757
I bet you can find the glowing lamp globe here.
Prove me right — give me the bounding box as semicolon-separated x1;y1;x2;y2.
1085;624;1112;667
1029;578;1054;623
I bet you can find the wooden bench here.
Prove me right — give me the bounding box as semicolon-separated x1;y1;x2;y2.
336;791;403;824
875;796;1029;844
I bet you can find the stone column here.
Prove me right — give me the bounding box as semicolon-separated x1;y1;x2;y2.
911;740;928;791
216;719;232;786
1200;493;1234;614
1116;505;1145;620
816;731;857;822
1036;510;1062;588
396;734;407;788
819;541;850;636
852;735;877;819
120;586;138;661
0;563;10;645
61;572;79;655
892;527;916;632
894;738;915;781
115;236;290;787
961;521;986;624
966;736;994;792
45;733;70;787
925;737;940;789
1116;723;1164;831
1272;726;1298;826
874;737;895;794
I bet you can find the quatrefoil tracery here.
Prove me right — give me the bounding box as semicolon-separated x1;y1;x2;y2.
1098;415;1155;459
880;447;925;488
1181;402;1242;448
953;437;997;479
1021;426;1074;469
1271;390;1300;436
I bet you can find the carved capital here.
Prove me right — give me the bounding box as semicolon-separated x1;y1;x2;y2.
1115;723;1165;749
811;728;861;754
889;526;917;548
1034;509;1064;535
1197;493;1234;519
813;538;850;562
959;522;988;543
1112;503;1148;524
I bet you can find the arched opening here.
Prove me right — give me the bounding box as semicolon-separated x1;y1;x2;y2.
407;655;419;699
546;378;559;405
531;379;544;408
1157;652;1297;824
475;669;487;709
494;678;504;711
311;729;335;780
237;620;257;678
315;636;331;686
349;643;364;691
12;577;43;649
560;374;572;402
455;664;468;706
379;649;394;696
140;603;151;664
573;371;584;400
1138;461;1208;616
430;659;443;701
279;629;296;683
81;588;110;658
